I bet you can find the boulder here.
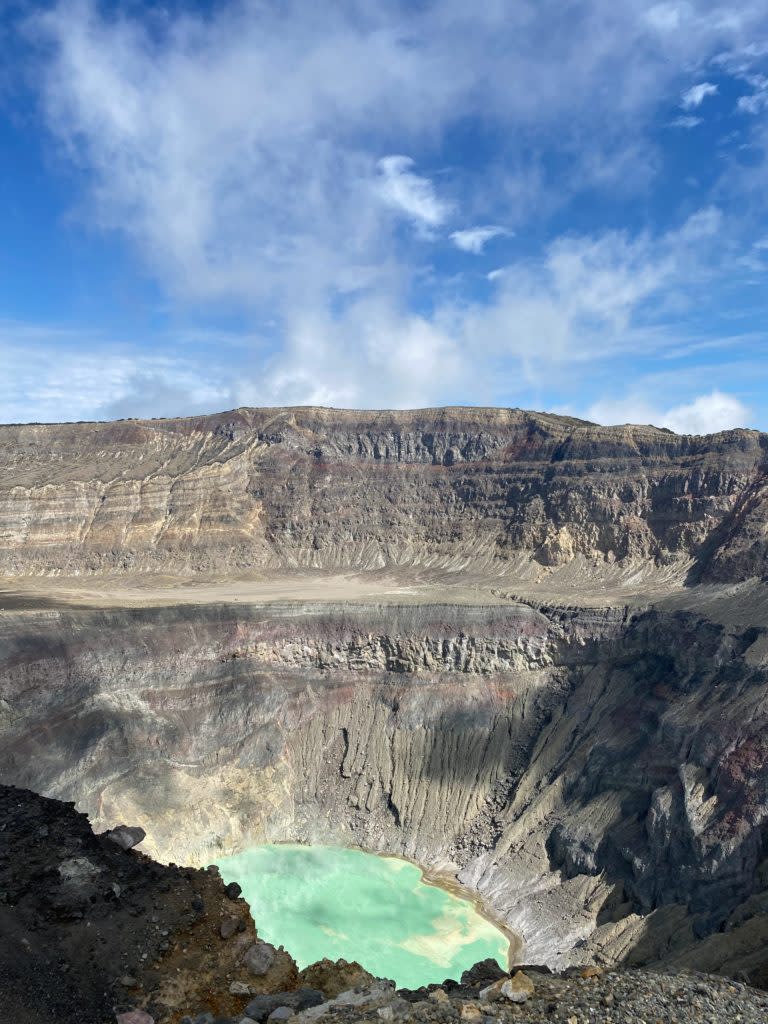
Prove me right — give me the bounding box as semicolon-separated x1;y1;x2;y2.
243;941;277;976
500;971;535;1004
105;825;146;851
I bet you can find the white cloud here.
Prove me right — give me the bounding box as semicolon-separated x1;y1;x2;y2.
0;326;233;423
677;205;722;240
376;156;452;232
738;89;768;114
28;0;767;309
450;226;510;254
588;390;750;434
645;4;684;34
14;2;768;423
669;115;703;128
681;81;718;109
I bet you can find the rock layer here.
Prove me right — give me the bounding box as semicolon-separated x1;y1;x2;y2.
0;406;766;580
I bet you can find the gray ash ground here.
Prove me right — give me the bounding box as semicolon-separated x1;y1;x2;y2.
315;968;768;1024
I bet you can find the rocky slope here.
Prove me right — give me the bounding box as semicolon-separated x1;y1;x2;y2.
0;406;766;580
0;784;313;1024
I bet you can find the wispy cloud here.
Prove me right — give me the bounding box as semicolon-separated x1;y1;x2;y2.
450;226;510;254
588;390;750;434
669;115;703;128
681;81;718;109
376;156;452;233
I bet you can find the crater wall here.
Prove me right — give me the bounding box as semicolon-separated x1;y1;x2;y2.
1;596;766;982
0;406;766;580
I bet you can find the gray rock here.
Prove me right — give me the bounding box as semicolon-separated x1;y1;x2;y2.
106;825;147;851
115;1012;154;1024
220;915;240;939
267;1010;293;1022
242;941;277;976
291;989;324;1011
225;881;242;900
244;995;288;1022
229;981;252;995
58;857;103;884
245;990;324;1023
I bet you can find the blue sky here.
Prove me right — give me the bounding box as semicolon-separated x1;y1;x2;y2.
1;0;768;430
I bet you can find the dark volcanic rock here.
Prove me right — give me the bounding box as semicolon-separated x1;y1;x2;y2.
0;786;280;1024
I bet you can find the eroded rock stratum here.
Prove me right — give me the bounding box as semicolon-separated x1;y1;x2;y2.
1;406;767;992
0;404;766;579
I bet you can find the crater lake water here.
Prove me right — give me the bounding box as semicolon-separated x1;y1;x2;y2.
216;844;509;989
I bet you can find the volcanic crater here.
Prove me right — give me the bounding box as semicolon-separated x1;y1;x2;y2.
1;405;768;998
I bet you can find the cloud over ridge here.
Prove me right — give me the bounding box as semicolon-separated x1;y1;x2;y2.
6;0;766;427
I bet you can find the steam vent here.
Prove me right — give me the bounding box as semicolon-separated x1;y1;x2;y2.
2;405;768;1024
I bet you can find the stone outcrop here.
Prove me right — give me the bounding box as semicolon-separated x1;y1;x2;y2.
0;406;765;580
0;784;299;1024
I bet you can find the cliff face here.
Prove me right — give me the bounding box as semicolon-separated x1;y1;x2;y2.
1;596;766;983
0;406;765;580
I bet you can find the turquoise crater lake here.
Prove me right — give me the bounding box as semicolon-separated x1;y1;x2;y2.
216;844;509;989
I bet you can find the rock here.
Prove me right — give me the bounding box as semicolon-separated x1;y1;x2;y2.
460;960;508;988
291;990;325;1012
459;1002;484;1021
297;957;375;998
512;964;552;976
500;971;535;1004
245;989;324;1022
479;979;506;1002
225;881;243;900
244;996;283;1023
243;941;277;976
58;857;103;884
429;988;450;1004
221;915;241;939
230;981;252;995
105;825;146;850
267;1010;293;1022
191;894;205;914
580;965;603;979
116;1012;154;1024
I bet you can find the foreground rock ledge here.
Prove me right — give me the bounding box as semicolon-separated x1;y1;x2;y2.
2;786;768;1024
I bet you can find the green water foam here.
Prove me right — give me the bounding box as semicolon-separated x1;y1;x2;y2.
216;844;508;989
